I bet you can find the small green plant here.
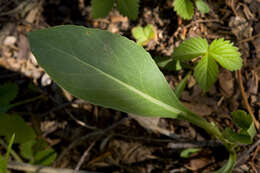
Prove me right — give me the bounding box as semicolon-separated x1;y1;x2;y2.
172;37;242;91
91;0;139;20
173;0;210;20
28;25;255;173
0;83;57;168
132;24;156;46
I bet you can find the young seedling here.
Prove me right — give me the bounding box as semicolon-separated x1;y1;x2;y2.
132;24;156;46
173;0;210;20
0;83;57;167
172;37;242;91
91;0;139;20
28;25;255;173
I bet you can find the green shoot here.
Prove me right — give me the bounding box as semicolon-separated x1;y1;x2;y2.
28;25;255;173
132;24;156;46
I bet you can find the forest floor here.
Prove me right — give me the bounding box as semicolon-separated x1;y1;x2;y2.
0;0;260;172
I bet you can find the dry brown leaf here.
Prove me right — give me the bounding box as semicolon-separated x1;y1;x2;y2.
219;70;234;97
129;114;172;136
185;158;210;171
108;139;155;164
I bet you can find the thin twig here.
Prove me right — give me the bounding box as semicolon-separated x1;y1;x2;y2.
236;70;259;129
235;139;260;167
238;33;260;44
7;161;100;173
74;140;97;173
113;133;222;146
55;117;129;165
65;109;97;130
184;19;221;29
40;101;73;117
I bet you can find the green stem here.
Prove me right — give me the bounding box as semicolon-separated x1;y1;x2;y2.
179;111;237;173
214;149;236;173
0;138;23;162
179;111;223;141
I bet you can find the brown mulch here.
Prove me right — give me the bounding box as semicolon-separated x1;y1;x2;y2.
0;0;260;172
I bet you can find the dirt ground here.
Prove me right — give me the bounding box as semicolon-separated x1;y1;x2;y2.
0;0;260;172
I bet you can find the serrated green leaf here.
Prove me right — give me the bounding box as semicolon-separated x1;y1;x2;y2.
180;148;201;158
222;110;256;144
33;148;56;166
132;24;155;46
222;128;252;144
91;0;115;19
0;83;18;105
0;114;36;144
116;0;139;20
172;37;208;61
28;25;189;119
194;55;218;91
195;0;210;14
208;38;242;71
173;0;194;20
232;110;256;140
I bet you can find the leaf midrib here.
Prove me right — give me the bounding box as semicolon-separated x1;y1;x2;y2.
40;42;183;115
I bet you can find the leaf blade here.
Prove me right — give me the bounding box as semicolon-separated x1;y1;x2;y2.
195;0;210;14
0;83;18;105
208;38;242;71
28;25;188;118
91;0;115;18
116;0;139;20
172;37;208;61
0;114;36;144
173;0;194;20
194;55;218;91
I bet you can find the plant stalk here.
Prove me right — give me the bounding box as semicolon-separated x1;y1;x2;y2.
179;111;237;173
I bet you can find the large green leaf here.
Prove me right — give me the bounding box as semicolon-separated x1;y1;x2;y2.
172;37;208;61
28;25;188;118
91;0;115;19
116;0;139;20
208;38;242;71
173;0;194;20
194;55;218;91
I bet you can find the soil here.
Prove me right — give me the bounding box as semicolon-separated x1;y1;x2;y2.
0;0;260;172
